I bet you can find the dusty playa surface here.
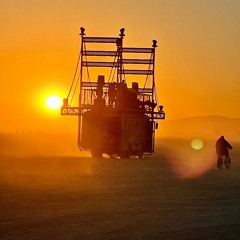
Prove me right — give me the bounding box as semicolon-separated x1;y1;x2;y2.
1;140;240;239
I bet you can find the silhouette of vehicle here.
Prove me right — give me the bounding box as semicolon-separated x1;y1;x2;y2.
61;28;165;158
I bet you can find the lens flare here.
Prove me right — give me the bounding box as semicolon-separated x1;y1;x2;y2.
191;139;204;150
46;95;62;110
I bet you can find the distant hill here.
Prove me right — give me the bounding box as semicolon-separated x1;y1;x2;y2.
157;115;240;141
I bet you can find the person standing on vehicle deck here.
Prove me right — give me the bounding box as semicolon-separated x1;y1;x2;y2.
215;136;233;163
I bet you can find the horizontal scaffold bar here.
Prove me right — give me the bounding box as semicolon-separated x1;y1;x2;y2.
81;82;152;92
122;48;153;53
82;59;153;67
61;106;94;116
138;88;152;94
81;82;153;94
82;61;118;67
82;37;120;43
122;59;153;64
61;106;165;120
145;112;165;120
61;107;80;115
154;112;165;120
121;69;154;75
82;50;117;56
81;82;109;87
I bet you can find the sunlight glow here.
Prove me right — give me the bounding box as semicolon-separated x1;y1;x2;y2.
166;140;216;180
45;95;62;110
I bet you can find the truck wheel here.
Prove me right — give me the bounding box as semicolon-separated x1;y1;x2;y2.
126;144;132;158
138;151;143;159
119;151;127;159
138;144;144;158
91;148;102;158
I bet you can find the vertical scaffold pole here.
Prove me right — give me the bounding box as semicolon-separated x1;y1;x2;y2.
78;27;85;150
151;39;157;152
117;28;125;83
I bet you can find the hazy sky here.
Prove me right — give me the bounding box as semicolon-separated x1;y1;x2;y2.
1;0;240;133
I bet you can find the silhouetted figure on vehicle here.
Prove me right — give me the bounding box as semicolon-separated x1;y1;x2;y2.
215;136;233;169
108;82;116;106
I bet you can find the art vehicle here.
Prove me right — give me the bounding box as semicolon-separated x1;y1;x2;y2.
61;27;165;158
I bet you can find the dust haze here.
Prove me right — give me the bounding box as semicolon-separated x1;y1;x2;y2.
0;131;80;157
1;115;239;181
1;116;240;239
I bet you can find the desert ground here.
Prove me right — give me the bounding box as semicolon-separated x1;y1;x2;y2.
1;138;240;239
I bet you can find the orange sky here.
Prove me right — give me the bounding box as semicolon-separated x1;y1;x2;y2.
1;0;240;133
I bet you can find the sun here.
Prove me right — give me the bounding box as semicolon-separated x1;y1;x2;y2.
191;138;204;150
45;95;62;110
